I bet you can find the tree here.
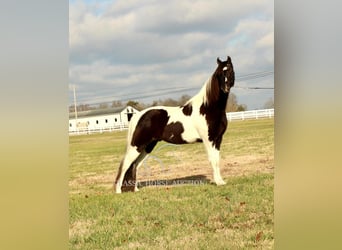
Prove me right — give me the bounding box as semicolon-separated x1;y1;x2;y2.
178;94;191;105
78;104;92;111
151;100;160;107
99;103;109;109
111;100;123;107
226;93;238;112
161;98;178;106
126;100;144;110
226;93;248;112
236;104;247;111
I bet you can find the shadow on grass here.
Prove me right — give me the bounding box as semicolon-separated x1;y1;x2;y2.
121;174;211;192
139;174;211;188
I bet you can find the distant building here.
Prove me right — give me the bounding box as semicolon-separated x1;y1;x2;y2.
69;106;138;134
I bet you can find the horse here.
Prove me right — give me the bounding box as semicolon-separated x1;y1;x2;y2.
114;56;235;193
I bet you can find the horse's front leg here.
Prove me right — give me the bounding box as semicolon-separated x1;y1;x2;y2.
204;141;226;185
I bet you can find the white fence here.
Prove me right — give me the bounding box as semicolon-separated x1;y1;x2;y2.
226;108;274;121
69;108;274;135
69;123;129;136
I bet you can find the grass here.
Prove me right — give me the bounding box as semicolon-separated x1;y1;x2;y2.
69;118;274;249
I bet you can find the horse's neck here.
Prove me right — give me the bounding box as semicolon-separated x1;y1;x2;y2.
189;75;228;111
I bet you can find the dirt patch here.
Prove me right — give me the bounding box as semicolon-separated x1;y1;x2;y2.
69;219;95;239
138;154;274;183
69;171;115;193
221;155;274;177
69;154;274;191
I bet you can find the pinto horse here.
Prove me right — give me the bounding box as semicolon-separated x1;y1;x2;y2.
115;56;235;193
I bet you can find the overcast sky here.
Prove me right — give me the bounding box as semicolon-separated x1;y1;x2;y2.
69;0;274;110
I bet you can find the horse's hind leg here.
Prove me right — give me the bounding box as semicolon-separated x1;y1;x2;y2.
131;152;148;192
131;140;159;192
115;140;159;193
115;147;141;193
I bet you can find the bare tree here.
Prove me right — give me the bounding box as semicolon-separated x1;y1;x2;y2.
126;100;144;111
178;94;191;105
226;93;248;112
111;100;123;107
236;104;247;111
99;103;109;109
161;98;178;106
226;93;238;112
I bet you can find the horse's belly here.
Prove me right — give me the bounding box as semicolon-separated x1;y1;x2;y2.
162;119;201;144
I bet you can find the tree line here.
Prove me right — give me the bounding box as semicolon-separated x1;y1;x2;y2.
69;93;274;113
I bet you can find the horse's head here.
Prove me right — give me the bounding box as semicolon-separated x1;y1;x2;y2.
216;56;235;94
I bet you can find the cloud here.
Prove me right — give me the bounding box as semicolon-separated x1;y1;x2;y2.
69;0;274;109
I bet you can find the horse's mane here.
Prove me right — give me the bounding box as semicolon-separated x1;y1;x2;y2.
204;72;220;106
183;59;233;110
194;67;220;106
186;70;220;107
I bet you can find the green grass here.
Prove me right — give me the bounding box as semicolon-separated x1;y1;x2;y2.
69;118;274;249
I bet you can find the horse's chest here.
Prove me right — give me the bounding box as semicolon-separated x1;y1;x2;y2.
203;112;227;149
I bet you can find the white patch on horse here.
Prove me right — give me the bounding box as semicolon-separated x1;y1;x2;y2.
186;77;211;106
168;108;200;143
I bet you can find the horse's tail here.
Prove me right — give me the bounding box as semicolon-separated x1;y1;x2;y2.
114;159;124;185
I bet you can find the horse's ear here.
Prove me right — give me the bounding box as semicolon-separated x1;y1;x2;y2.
217;57;222;65
227;56;231;63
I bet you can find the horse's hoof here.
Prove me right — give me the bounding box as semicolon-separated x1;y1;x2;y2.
216;180;226;186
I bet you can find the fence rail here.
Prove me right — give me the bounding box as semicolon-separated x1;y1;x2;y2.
69;108;274;135
226;108;274;121
69;123;128;136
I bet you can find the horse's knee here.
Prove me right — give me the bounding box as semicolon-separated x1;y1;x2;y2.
207;148;220;164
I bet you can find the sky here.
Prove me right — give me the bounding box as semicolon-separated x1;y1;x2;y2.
69;0;274;110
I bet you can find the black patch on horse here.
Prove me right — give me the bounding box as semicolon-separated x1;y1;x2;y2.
200;105;227;150
182;103;193;116
131;109;169;152
145;140;158;153
162;122;187;144
131;108;190;152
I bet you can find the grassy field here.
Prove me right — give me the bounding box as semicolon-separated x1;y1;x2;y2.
69;118;274;249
